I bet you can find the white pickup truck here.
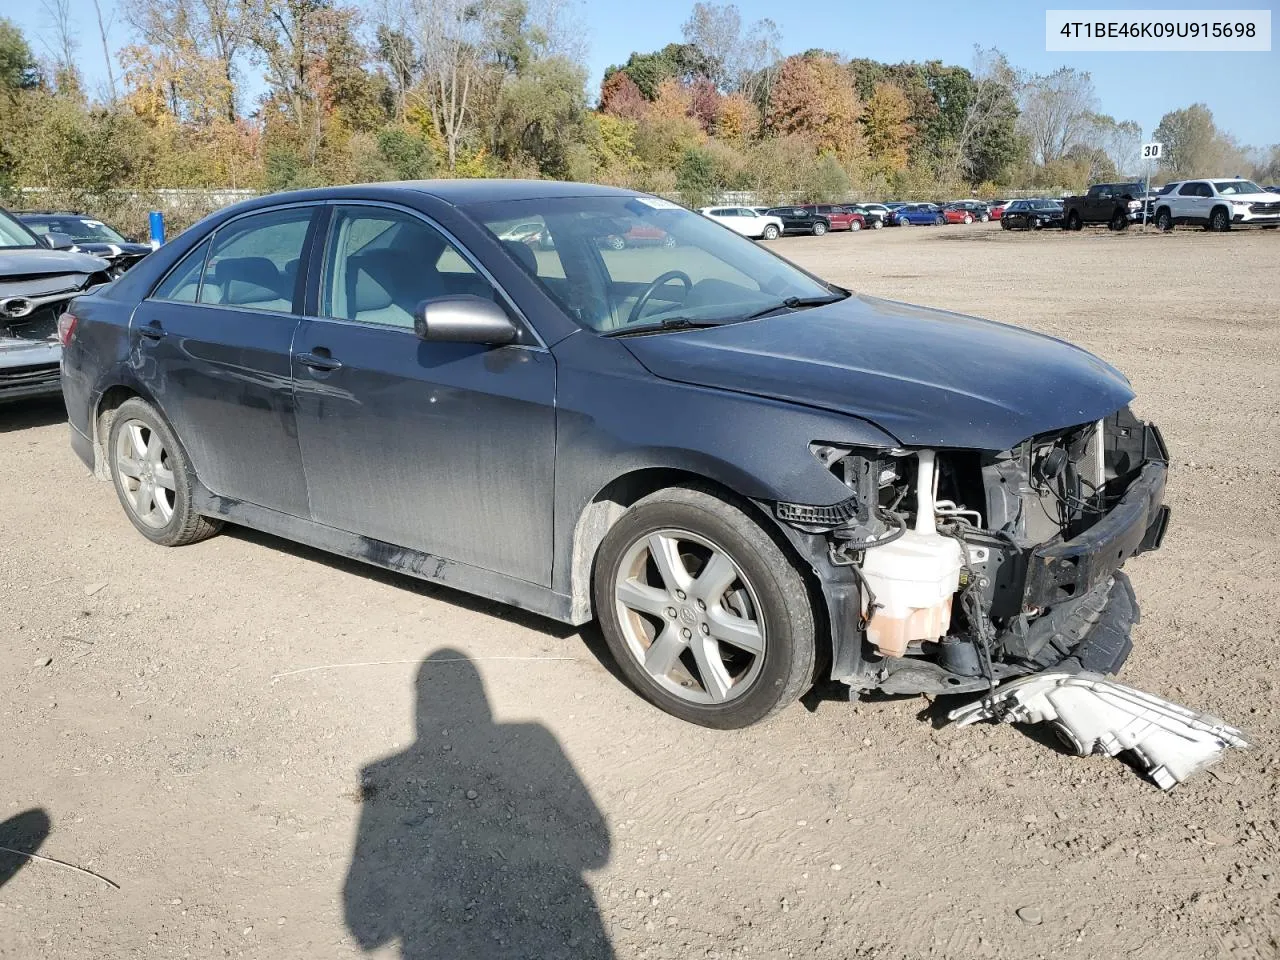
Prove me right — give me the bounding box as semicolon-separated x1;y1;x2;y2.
1151;178;1280;231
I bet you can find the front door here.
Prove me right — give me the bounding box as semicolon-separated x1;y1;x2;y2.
129;205;316;516
292;204;557;586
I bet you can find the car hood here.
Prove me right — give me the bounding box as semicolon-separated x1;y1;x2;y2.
0;248;109;278
72;241;152;259
620;294;1136;450
1228;191;1279;203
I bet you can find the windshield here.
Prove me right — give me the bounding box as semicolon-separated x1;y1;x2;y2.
25;216;128;243
469;196;837;334
1214;180;1263;196
0;208;40;249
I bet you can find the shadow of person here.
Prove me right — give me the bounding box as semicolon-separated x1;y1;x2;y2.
0;808;52;890
343;649;613;960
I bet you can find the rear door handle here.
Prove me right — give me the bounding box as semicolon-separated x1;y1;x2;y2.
139;322;166;340
296;350;342;372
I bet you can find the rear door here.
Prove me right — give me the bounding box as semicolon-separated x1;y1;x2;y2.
1175;181;1208;221
291;202;557;586
129;205;316;515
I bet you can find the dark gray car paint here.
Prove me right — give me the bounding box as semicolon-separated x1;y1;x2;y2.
63;180;1138;635
620;295;1135;450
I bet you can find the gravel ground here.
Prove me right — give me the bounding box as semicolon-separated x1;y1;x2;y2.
1;222;1276;960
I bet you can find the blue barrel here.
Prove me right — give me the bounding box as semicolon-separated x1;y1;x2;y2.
148;210;165;248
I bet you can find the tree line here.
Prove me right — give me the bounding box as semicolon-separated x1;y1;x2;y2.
0;0;1276;233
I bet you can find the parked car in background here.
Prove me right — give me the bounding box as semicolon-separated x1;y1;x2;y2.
804;204;865;231
988;200;1015;220
944;201;992;223
59;179;1169;729
1000;199;1065;230
1150;178;1280;231
892;204;945;226
1;205;111;402
1060;182;1147;231
849;203;890;228
19;212;153;277
765;206;832;236
599;222;680;249
700;206;783;240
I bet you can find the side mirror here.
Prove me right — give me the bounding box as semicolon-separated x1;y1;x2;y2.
414;295;519;345
43;231;76;250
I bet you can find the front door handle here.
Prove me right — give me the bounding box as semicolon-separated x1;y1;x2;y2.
296;350;343;372
139;322;166;341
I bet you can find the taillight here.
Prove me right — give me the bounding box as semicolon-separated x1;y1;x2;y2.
57;311;78;346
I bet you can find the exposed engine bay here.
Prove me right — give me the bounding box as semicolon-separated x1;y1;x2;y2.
773;407;1170;696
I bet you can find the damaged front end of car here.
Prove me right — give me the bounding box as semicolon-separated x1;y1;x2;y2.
769;406;1170;697
0;258;111;402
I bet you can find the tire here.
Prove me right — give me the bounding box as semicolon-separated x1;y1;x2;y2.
979;213;990;222
107;397;221;547
606;235;626;250
1155;208;1173;232
1109;210;1128;231
761;224;779;240
898;217;910;226
811;221;827;236
1066;211;1082;231
871;219;882;229
1001;219;1011;230
934;215;944;225
1209;206;1230;232
593;487;816;729
963;214;973;224
850;220;862;231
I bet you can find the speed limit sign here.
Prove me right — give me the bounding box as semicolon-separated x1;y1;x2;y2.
1142;142;1163;160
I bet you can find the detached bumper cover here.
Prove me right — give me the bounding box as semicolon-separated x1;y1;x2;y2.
949;672;1252;789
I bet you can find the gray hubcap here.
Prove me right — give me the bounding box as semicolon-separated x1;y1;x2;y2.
614;529;765;705
114;419;175;529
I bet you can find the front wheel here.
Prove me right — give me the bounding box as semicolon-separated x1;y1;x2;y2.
963;214;973;224
811;221;827;236
1209;207;1230;232
107;398;222;547
850;219;862;231
1066;212;1082;231
934;215;944;225
979;213;990;222
898;217;910;226
761;224;779;240
1155;209;1173;232
871;218;882;229
661;234;678;248
593;487;816;728
1109;210;1128;231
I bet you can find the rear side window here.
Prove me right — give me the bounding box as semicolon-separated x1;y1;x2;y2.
152;238;212;302
198;208;312;312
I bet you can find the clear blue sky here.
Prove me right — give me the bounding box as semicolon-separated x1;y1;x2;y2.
9;0;1279;145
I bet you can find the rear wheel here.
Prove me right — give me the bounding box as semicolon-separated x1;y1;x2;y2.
979;213;990;222
811;221;827;236
761;224;779;240
107;398;221;547
1208;206;1230;232
593;487;816;728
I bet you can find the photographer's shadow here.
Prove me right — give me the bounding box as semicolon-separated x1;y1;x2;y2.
343;648;613;960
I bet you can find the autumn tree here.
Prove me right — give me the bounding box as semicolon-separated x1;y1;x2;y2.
598;70;646;120
1153;104;1244;179
863;81;912;175
713;92;757;143
765;54;864;162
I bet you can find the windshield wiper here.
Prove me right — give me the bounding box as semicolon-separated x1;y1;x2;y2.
601;317;728;337
741;293;847;321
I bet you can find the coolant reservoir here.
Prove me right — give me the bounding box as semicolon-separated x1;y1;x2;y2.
859;451;964;657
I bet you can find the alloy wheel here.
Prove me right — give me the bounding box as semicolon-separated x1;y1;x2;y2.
613;528;766;705
114;418;176;529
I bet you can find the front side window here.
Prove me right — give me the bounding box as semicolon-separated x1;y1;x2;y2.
323;206;498;329
469;195;837;334
1214;180;1263;196
199;208;312;311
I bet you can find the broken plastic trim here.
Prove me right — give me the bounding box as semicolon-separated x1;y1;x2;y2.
948;672;1251;790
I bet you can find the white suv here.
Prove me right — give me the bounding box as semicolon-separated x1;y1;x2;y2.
699;206;784;240
1152;178;1280;231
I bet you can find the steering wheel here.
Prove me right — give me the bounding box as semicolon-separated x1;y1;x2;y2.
627;270;693;326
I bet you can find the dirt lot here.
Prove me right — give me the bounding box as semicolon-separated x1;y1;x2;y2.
2;223;1277;960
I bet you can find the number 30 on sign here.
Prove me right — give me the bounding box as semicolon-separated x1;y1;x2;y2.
1142;142;1163;160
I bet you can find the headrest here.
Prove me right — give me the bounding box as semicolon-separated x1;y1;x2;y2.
502;239;537;275
215;257;283;306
